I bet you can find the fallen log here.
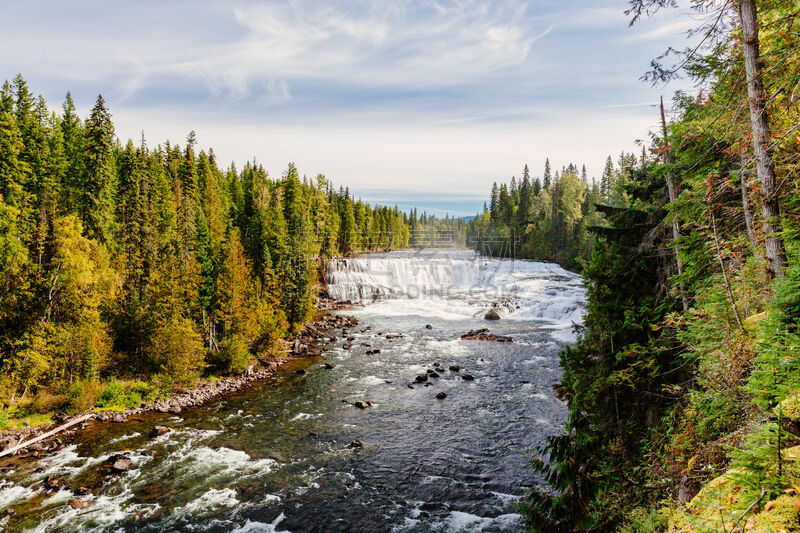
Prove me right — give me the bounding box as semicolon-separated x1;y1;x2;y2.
0;413;94;458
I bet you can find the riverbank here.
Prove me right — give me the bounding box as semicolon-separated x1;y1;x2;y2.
0;297;358;460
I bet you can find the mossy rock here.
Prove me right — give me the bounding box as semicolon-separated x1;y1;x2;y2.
779;393;800;422
750;494;800;532
664;446;800;532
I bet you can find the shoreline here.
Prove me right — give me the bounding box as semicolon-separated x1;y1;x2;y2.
0;297;358;460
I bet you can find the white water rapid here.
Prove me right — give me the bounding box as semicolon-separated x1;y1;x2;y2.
326;250;585;341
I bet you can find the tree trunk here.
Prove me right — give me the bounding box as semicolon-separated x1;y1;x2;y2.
711;211;743;329
739;0;786;279
739;151;758;252
661;97;689;311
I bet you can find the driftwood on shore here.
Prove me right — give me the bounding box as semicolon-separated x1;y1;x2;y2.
0;413;94;458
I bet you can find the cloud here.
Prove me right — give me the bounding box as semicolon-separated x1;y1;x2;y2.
1;0;695;214
160;0;549;97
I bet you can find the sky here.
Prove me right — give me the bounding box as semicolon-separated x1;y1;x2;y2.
2;0;699;216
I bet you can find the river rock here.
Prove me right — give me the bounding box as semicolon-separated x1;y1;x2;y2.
75;487;93;496
460;328;512;342
429;372;440;378
353;401;371;409
425;324;433;329
323;363;335;369
449;365;461;372
407;383;414;389
27;442;46;452
343;342;353;350
366;349;380;355
330;336;338;342
294;369;307;375
45;475;69;492
68;498;91;510
462;374;475;381
348;440;363;448
484;309;501;320
149;426;172;438
436;392;447;400
415;374;428;383
109;454;133;473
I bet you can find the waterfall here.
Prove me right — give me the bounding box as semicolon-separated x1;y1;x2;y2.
326;250;585;334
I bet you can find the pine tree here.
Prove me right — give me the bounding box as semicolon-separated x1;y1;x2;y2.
489;182;499;222
543;158;552;190
600;155;614;203
80;95;116;243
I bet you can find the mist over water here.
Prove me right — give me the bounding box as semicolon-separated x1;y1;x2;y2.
0;250;584;532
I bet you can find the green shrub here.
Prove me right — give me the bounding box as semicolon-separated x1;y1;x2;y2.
146;317;206;385
96;380;124;408
128;381;158;405
30;390;67;413
65;380;102;414
0;408;9;430
218;334;252;374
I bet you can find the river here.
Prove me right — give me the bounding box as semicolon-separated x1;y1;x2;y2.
0;250;584;532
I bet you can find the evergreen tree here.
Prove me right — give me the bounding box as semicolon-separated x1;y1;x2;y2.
80;95;116;243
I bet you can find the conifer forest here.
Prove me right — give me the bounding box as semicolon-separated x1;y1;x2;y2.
1;1;800;532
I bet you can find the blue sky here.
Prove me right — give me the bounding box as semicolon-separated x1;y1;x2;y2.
2;1;698;216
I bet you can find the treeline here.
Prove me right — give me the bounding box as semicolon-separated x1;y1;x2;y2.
523;1;800;532
0;75;415;413
467;153;643;271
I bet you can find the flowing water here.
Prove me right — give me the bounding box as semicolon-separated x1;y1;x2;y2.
0;250;584;532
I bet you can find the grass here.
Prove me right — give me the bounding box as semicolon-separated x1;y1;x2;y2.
0;408;53;431
0;377;170;432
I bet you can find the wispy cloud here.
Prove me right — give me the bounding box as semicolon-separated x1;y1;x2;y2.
0;0;697;214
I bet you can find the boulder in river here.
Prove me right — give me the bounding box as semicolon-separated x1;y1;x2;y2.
429;372;440;378
449;365;461;372
436;392;447;400
343;342;353;350
109;454;133;473
353;401;371;409
149;426;172;438
460;328;512;342
68;498;91;510
425;324;433;329
75;487;93;496
348;440;363;448
407;383;414;389
415;374;428;383
462;374;475;381
484;309;501;320
294;369;307;375
323;362;335;369
44;475;69;492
